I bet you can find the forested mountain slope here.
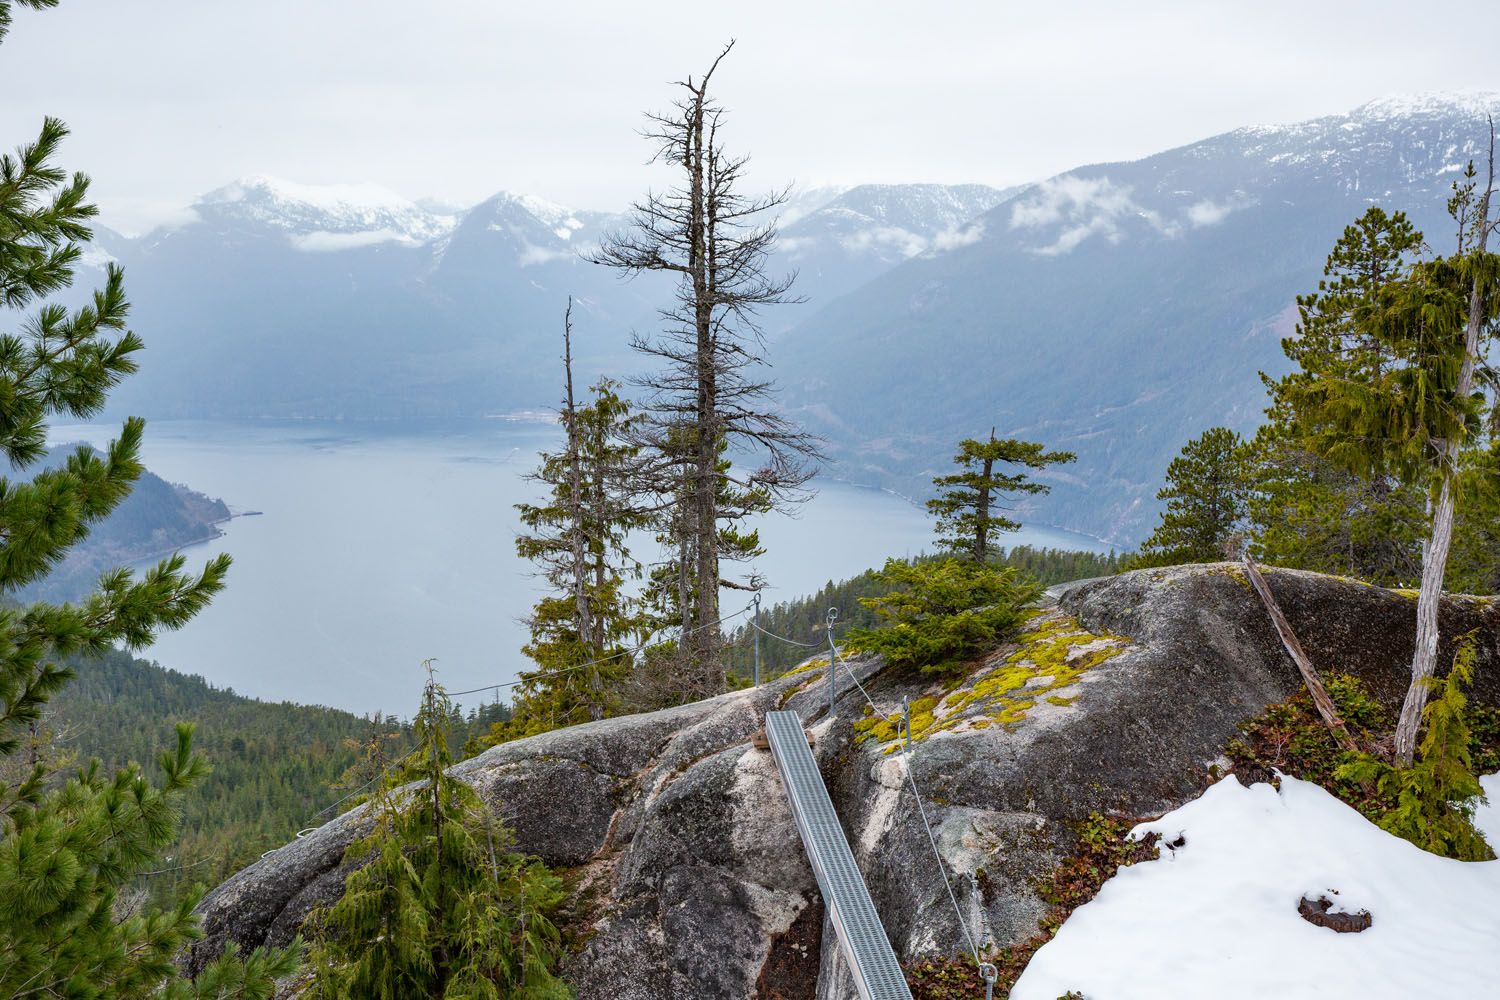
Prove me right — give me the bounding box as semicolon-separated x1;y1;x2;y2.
14;445;232;602
11;646;508;899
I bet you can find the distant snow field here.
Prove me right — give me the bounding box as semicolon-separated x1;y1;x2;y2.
1012;773;1500;999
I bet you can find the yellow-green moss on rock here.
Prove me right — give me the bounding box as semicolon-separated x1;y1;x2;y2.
853;610;1130;752
778;656;829;678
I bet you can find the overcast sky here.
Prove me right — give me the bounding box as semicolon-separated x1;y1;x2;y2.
2;0;1498;234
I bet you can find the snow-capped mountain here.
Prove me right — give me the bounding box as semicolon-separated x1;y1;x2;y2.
193;175;457;249
436;192;622;269
82;93;1500;540
773;91;1500;542
85;177;1002;424
774;183;1019;324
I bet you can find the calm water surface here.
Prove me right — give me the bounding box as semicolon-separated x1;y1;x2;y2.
52;420;1107;715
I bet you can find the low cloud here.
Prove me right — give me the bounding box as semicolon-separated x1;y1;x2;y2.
930;222;985;252
834;222;987;258
1010;176;1255;254
78;246;119;269
839;226;926;257
1186;197;1249;227
516;243;574;267
1009;176;1171;255
291;229;414;252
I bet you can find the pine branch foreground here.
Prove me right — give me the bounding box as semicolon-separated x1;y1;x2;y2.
2;13;301;996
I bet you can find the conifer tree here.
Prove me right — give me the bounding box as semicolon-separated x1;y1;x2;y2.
1268;206;1425;404
1337;638;1494;861
592;42;820;694
1243;202;1500;590
310;669;568;999
512;304;647;732
928;430;1074;563
1281;151;1500;766
1250;207;1430;584
0;9;300;994
1132;427;1250;566
1446;443;1500;594
634;434;770;631
1248;426;1427;585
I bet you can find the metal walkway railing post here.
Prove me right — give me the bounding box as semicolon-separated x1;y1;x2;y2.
753;593;762;686
825;607;839;718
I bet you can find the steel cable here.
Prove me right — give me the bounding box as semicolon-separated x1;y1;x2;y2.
831;646;985;970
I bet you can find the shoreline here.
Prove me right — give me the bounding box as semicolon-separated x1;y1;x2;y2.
125;508;261;567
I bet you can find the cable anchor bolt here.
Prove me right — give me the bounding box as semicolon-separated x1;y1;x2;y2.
979;961;999;1000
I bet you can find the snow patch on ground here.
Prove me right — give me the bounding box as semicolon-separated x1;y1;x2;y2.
1012;773;1500;1000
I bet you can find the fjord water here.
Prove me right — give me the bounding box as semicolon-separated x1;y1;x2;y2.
51;420;1107;716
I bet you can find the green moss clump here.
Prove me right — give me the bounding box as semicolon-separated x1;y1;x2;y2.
779;656;829;678
856;612;1129;750
1206;563;1253;590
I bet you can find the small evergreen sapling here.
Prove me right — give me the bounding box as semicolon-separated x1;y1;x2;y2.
309;671;570;998
1336;638;1495;861
845;558;1040;674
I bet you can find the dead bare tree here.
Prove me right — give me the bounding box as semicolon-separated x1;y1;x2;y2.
592;41;821;695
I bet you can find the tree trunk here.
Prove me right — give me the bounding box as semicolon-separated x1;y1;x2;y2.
1396;477;1456;764
687;81;721;693
588;45;816;700
561;303;593;658
975;446;993;563
1395;136;1492;767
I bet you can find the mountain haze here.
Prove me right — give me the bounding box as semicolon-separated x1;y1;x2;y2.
82;93;1500;541
776;92;1500;541
89;177;1006;421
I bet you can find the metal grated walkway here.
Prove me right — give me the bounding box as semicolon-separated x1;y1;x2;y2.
764;710;913;1000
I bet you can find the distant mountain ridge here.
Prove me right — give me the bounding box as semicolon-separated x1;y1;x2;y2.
81;92;1500;541
195;175;458;248
773;90;1500;542
85;174;1007;422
